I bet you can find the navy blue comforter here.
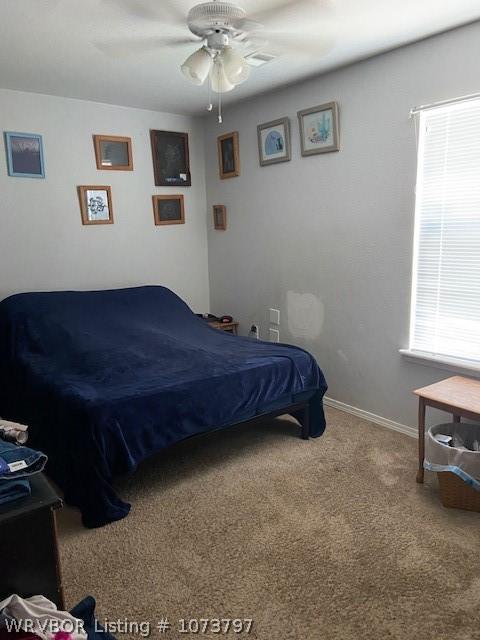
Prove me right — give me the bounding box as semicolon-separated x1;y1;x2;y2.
0;286;327;527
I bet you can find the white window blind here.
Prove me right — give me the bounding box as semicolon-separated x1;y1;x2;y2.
410;97;480;363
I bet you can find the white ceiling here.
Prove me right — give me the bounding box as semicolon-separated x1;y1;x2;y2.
0;0;479;115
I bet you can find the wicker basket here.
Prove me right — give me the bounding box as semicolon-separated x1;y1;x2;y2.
437;472;480;512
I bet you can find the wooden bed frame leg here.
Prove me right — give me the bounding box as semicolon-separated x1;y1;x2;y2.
301;404;310;440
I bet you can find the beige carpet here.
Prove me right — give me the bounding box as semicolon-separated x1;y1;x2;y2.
58;407;480;640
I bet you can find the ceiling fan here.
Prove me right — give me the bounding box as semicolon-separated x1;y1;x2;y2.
99;0;333;120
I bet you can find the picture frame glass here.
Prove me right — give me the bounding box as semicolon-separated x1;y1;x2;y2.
213;206;225;229
6;133;44;177
151;131;190;186
99;140;130;167
158;198;182;222
301;107;335;152
85;189;110;222
220;137;235;174
260;124;287;162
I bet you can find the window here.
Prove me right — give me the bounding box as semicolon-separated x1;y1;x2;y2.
409;96;480;364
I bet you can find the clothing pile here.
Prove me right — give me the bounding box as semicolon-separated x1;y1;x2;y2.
0;419;47;506
0;594;116;640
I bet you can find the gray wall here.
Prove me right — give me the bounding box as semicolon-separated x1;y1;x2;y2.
0;89;210;312
204;21;480;428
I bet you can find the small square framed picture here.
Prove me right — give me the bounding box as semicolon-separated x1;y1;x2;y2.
152;194;185;226
4;132;45;178
257;117;291;166
217;131;240;179
77;185;114;225
297;101;339;156
213;205;227;230
93;135;133;170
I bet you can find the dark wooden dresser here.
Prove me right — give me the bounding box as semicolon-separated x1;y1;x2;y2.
0;473;64;608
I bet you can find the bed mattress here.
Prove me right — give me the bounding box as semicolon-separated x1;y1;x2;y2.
0;286;327;527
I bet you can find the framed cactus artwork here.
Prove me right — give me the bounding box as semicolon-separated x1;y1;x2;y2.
297;102;339;156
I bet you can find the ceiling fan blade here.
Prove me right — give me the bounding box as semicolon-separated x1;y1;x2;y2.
102;0;186;25
238;0;331;30
45;0;61;15
95;35;200;57
250;31;334;57
232;18;263;33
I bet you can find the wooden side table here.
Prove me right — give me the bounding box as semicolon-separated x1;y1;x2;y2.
209;320;239;335
414;375;480;483
0;473;64;608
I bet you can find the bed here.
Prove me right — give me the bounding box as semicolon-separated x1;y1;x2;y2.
0;286;327;527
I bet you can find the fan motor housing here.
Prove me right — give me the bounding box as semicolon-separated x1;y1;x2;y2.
187;1;247;37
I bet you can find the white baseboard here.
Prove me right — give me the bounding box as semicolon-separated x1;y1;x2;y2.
323;396;417;439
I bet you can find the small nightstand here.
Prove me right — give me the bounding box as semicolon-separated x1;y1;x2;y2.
414;376;480;484
209;320;239;335
0;473;64;608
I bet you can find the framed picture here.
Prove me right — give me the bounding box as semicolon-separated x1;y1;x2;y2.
297;102;339;156
257;117;291;166
4;132;45;178
77;185;114;225
150;130;191;186
152;194;185;226
93;135;133;170
217;131;240;179
213;205;227;230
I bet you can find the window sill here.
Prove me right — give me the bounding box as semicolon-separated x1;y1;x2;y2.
399;349;480;378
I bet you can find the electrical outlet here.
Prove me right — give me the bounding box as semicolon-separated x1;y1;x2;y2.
249;324;260;339
269;308;280;325
269;328;280;343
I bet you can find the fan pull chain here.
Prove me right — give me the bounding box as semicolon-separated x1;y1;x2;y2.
207;74;213;112
218;90;223;124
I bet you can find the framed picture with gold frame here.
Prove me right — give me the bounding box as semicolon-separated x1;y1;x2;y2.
77;185;114;225
217;131;240;179
152;194;185;226
93;135;133;170
213;205;227;230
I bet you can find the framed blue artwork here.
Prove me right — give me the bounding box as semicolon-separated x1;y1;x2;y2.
4;131;45;178
257;117;291;167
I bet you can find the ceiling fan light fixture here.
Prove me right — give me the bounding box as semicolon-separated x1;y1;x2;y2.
229;57;250;85
181;46;212;86
210;59;235;93
221;46;249;85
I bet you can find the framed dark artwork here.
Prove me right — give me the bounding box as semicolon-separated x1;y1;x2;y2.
217;131;240;179
150;130;191;186
93;135;133;170
152;194;185;226
213;205;227;230
77;185;114;225
297;101;340;156
257;117;291;166
4;132;45;178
